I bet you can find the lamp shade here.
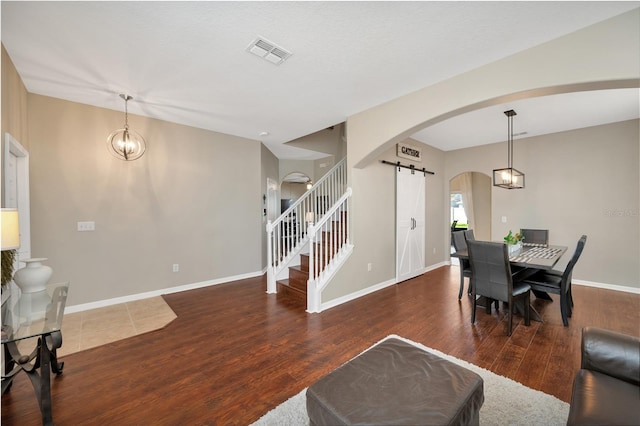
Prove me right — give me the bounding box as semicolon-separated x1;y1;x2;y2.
1;208;20;250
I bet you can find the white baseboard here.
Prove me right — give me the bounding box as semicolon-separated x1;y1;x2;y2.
65;269;265;314
319;277;397;312
573;279;640;294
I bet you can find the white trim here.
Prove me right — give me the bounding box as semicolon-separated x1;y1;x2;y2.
319;277;398;312
573;279;640;294
65;270;264;314
4;133;31;264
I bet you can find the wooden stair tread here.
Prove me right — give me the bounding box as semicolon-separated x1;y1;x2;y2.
277;279;306;303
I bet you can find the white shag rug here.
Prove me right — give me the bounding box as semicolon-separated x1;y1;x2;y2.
252;334;569;426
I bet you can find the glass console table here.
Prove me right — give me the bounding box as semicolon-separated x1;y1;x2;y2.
1;282;69;426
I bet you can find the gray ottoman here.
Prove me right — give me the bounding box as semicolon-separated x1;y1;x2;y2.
306;338;484;425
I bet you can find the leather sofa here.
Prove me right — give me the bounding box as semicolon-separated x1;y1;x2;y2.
567;327;640;425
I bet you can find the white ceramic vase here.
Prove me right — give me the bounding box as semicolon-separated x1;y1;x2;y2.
508;242;523;256
13;258;53;293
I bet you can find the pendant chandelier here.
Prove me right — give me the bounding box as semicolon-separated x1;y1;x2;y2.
493;109;524;189
107;94;146;161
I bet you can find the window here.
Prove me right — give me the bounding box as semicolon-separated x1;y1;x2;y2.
450;193;468;227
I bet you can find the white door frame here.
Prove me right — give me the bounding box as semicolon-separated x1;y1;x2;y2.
4;132;31;264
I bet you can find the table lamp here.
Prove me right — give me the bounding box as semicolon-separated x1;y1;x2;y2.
1;208;20;288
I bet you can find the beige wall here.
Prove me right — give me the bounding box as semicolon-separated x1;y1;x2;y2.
280;182;307;201
279;159;315;185
27;94;264;306
286;123;345;159
261;144;280;268
1;45;28;147
1;45;29;206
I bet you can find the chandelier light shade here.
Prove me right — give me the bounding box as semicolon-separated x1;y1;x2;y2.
493;109;525;189
107;94;146;161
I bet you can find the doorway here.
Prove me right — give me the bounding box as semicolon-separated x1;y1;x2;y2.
449;171;491;244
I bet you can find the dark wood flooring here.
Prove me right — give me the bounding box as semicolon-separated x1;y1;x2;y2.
2;266;639;425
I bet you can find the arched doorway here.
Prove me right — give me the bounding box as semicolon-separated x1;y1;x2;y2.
450;172;491;243
280;172;311;213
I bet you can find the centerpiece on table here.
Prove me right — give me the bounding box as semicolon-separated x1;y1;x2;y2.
503;230;524;255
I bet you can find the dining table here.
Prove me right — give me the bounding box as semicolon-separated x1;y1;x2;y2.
452;243;568;322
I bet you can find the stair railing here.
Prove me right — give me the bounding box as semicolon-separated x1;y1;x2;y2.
306;187;353;313
266;158;347;293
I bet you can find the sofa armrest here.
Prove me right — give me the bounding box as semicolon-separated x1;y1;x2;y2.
581;327;640;386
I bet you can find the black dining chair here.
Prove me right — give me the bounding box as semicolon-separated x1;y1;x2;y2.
467;240;531;336
452;230;472;299
464;229;475;242
521;229;549;246
522;235;587;326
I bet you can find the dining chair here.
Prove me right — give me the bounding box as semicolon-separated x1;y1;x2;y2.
521;229;549;246
463;229;475;241
467;240;531;336
452;230;472;299
522;235;587;326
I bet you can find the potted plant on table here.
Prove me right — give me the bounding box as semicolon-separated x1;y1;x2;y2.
503;230;524;255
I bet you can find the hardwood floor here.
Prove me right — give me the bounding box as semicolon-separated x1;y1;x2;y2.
2;266;639;425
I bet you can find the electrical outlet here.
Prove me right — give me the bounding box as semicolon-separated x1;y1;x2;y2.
172;264;179;272
501;216;507;223
77;221;95;231
367;263;372;272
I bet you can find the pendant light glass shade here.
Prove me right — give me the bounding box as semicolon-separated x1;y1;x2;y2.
107;94;146;161
493;109;525;189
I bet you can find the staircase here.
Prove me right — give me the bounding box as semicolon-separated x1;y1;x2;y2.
276;210;349;303
266;158;353;312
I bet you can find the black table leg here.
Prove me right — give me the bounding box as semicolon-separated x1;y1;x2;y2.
2;331;64;426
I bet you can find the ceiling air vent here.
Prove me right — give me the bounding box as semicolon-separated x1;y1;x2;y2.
246;37;292;65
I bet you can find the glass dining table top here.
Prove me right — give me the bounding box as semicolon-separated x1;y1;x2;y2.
1;282;69;344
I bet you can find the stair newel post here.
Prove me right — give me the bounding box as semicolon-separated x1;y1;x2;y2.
306;220;319;313
266;220;276;293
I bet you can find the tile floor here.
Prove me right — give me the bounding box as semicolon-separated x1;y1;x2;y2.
16;296;177;358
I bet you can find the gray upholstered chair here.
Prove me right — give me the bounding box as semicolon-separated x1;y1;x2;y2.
452;230;472;300
521;229;549;246
467;240;531;336
463;229;475;242
522;235;587;326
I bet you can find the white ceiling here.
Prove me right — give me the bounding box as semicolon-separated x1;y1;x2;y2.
2;2;639;159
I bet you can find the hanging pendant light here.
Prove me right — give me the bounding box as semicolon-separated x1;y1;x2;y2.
493;109;524;189
107;94;146;161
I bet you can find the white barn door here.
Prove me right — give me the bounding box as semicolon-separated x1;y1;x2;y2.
396;168;425;283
